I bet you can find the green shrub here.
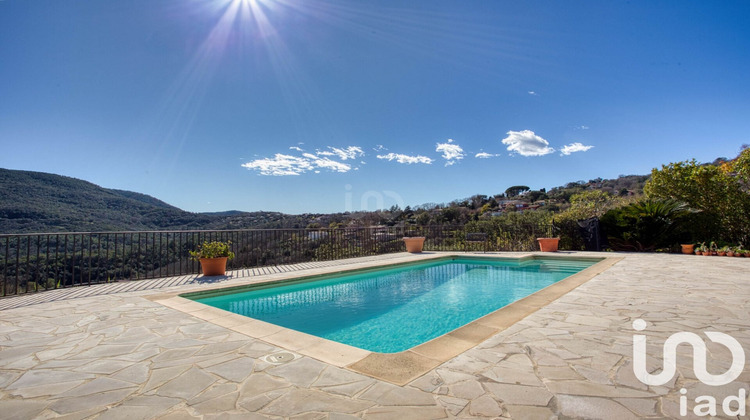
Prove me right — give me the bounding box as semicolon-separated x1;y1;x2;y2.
189;241;235;260
465;211;553;251
553;191;633;250
600;199;695;251
645;158;750;244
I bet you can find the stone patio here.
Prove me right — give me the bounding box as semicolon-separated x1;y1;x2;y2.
1;252;748;419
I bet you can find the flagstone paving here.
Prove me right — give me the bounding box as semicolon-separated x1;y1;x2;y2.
1;252;748;419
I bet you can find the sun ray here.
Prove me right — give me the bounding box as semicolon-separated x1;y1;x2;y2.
140;0;547;175
272;0;546;84
140;0;244;174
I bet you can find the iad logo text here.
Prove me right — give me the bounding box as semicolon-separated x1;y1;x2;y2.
632;319;746;417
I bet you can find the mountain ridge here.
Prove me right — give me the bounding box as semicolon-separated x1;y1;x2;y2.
0;167;649;233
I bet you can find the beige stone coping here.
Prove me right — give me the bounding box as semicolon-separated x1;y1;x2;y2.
149;253;621;385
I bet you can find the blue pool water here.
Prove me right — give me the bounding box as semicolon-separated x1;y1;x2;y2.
191;257;597;353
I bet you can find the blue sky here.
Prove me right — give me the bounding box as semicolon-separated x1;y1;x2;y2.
1;0;748;214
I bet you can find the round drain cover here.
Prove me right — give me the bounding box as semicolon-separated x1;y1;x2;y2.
263;352;296;364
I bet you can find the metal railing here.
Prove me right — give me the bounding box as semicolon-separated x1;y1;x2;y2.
0;223;551;297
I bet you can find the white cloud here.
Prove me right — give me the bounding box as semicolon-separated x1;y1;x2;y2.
560;142;594;156
436;139;465;166
315;146;364;160
576;125;590;130
242;147;357;176
373;144;387;152
377;153;433;165
289;146;304;152
528;91;538;96
475;152;497;159
326;146;364;160
241;154;314;176
302;153;352;173
501;130;555;156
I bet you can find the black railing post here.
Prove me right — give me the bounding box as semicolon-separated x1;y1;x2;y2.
79;233;84;286
24;236;30;293
136;232;141;280
3;236;8;296
88;234;93;286
178;231;183;275
70;234;76;287
13;236;18;295
0;222;552;297
44;234;50;291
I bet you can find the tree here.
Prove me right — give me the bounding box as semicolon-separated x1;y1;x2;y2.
526;190;548;203
415;211;431;225
469;194;488;210
441;207;462;224
728;146;750;188
568;190;619;219
600;199;696;251
361;212;385;227
505;185;530;197
553;190;627;251
644;159;750;243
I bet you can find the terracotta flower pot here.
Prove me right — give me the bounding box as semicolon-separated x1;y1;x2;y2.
199;257;228;276
537;237;560;252
403;237;426;253
681;244;695;254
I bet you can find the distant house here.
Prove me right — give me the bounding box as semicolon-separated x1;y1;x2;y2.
308;231;328;240
371;227;399;241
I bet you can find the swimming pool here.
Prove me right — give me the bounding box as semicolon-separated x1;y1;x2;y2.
186;256;599;353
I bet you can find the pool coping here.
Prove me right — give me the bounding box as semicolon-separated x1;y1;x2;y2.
147;253;622;386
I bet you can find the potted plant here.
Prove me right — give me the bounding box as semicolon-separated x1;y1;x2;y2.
680;243;695;254
190;241;235;276
717;246;730;256
537;237;560;252
732;246;743;257
403;237;426;253
695;242;708;256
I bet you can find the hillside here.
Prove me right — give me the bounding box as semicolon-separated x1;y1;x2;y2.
0;169;198;232
0;168;650;234
0;169;323;233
